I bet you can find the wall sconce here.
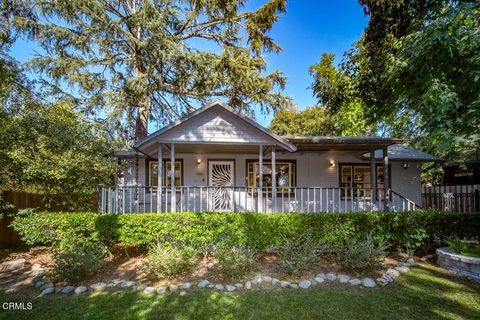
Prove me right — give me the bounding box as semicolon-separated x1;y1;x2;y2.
403;163;410;169
329;160;335;168
197;158;202;166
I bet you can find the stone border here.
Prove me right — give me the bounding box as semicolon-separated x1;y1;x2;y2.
29;258;418;296
436;247;480;282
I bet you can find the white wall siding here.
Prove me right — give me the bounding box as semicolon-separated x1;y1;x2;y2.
391;162;421;205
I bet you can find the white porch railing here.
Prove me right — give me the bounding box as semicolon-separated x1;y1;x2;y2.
98;186;420;214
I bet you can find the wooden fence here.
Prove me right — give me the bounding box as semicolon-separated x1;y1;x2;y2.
422;184;480;213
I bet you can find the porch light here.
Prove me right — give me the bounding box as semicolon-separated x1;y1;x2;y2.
403;163;410;169
197;158;202;165
329;160;335;167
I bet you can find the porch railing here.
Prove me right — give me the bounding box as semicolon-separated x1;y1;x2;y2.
98;186;420;214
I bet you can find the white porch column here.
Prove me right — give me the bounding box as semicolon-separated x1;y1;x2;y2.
258;145;263;212
170;143;176;213
271;146;276;212
370;149;376;207
157;143;163;213
382;146;389;212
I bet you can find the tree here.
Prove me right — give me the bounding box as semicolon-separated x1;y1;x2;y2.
1;100;116;210
269;105;337;136
9;0;291;141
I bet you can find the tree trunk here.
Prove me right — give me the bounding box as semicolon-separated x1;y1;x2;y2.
135;99;148;140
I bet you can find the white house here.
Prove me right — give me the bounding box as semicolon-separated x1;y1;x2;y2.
100;101;441;214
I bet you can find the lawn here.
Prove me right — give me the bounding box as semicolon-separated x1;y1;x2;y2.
0;263;479;320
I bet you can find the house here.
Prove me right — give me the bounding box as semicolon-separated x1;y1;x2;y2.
100;101;441;214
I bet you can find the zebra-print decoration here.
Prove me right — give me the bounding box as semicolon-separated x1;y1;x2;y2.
211;163;233;211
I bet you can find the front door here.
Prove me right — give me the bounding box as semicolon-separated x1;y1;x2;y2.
208;160;235;211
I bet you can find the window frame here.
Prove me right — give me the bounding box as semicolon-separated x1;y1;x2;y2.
146;159;184;187
338;162;391;200
245;159;297;194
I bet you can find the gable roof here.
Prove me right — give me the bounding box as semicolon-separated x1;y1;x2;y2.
362;144;443;162
133;100;297;152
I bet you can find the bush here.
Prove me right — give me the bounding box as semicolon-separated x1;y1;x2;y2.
277;232;324;275
215;246;257;280
445;236;480;258
143;243;197;279
335;233;388;273
49;240;108;284
10;210;480;254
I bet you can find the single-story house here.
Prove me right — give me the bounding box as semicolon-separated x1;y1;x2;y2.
100;100;441;214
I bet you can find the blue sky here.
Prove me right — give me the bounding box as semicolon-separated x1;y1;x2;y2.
9;0;368;128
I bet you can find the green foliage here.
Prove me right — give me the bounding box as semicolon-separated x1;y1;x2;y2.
214;246;257;280
49;239;108;284
335;233;388;273
11;211;480;255
8;0;291;141
445;236;480;258
277;232;322;275
269;105;338;136
143;243;198;279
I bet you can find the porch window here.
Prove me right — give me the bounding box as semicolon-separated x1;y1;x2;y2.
247;161;296;190
339;164;385;199
149;161;182;187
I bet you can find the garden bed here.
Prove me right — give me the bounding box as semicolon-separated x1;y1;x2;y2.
436;247;480;281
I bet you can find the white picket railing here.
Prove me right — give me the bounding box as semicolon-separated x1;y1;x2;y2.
98;186;420;214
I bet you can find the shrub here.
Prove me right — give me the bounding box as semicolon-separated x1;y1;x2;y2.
10;210;480;254
215;246;257;280
335;233;388;273
445;236;480;258
49;240;108;284
277;232;324;275
143;243;197;279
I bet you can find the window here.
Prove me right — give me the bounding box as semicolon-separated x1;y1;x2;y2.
246;160;296;190
340;164;387;199
149;161;182;187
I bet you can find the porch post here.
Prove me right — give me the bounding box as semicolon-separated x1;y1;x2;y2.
271;146;276;212
171;143;176;213
382;146;389;212
370;149;376;208
157;143;163;213
258;145;263;212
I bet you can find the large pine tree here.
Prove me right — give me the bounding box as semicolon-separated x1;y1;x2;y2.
9;0;290;140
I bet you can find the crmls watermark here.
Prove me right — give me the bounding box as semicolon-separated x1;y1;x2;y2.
2;302;33;310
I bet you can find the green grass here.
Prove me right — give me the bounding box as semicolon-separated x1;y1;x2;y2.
1;263;479;320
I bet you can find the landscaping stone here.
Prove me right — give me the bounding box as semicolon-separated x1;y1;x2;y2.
280;281;290;288
214;284;225;290
179;290;187;296
395;266;410;273
314;276;325;283
62;286;75;294
315;273;326;280
40;287;55;296
349;278;361;286
289;283;299;289
74;286;87;294
55;287;64;293
271;278;281;286
120;280;136;288
376;277;389;286
338;274;350;283
262;276;273;283
235;283;243;289
156;287;167;294
0;259;26;272
298;280;311;289
111;279;123;286
310;279;317;286
326;273;337;281
399;253;409;259
90;283;107;291
226;285;236;292
143;287;156;295
197;280;210;288
207;284;214;289
397;262;410;268
40;283;53;291
386;268;401;278
179;282;192;290
34;281;45;289
251;275;262;284
169;285;178;292
245;281;252;290
31;263;42;271
406;258;416;266
137;285;146;291
421;254;434;261
362;278;376;288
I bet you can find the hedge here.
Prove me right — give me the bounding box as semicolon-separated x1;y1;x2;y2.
10;210;480;253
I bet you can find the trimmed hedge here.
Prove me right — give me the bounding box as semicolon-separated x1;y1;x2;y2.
10;210;480;253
